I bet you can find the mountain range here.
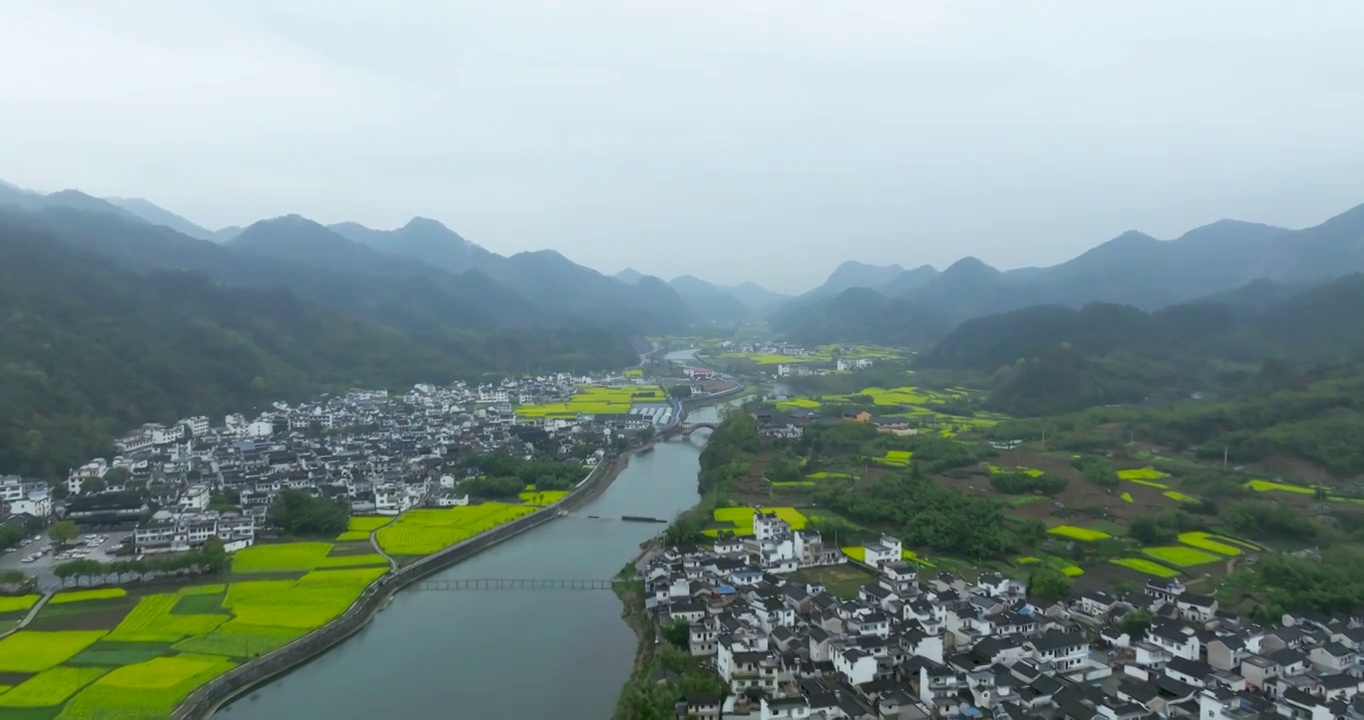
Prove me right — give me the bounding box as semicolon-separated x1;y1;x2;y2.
776;203;1364;347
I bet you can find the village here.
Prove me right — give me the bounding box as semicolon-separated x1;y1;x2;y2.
0;370;691;589
644;507;1364;720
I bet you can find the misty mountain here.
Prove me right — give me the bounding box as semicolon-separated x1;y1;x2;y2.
780;287;952;349
878;264;939;296
807;261;906;299
0;185;149;226
614;268;645;284
328;219;696;332
0;205;635;368
328;217;503;275
725;282;791;315
923;273;1364;372
104;197;218;241
214;226;243;243
788;201;1364;340
667;275;753;325
485;250;696;333
0;212;637;477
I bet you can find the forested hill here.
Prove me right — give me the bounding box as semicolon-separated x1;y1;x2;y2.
0;216;629;478
920;274;1364;416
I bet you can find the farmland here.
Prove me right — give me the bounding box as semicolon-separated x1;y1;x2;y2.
514;384;668;419
703;506;808;537
50;589;127;605
375;504;536;556
230;542;335;574
0;545;390;717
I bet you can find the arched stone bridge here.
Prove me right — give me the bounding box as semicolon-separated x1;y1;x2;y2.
661;422;719;438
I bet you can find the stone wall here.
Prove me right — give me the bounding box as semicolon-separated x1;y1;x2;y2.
173;455;618;719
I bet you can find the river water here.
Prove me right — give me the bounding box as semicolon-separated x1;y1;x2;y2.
221;354;718;720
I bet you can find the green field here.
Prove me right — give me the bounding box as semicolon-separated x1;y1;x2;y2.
376;504;536;556
1177;532;1243;556
0;595;40;613
514;385;667;418
0;632;107;673
1142;546;1223;568
1111;558;1181;578
49;589;127;606
704;506;808;537
518;490;568;506
0;498;539;717
0;666;108;708
231;542;335;574
1047;525;1111;542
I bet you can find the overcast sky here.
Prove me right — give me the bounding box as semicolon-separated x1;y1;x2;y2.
3;2;1363;293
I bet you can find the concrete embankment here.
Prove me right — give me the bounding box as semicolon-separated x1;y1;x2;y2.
174;452;630;720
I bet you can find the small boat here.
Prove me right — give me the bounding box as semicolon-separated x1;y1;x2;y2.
637;445;655;454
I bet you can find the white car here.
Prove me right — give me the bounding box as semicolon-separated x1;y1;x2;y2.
20;556;35;563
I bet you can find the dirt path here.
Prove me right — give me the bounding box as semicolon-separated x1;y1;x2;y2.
0;591;53;640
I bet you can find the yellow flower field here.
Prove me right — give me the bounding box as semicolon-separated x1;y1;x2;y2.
336;531;371;542
1118;466;1169;483
59;654;236;720
231;542;335;573
0;631;107;673
50;589;127;605
1164;491;1198;503
514;385;667;417
0;666;107;708
376;504;536;556
1177;532;1242;556
344;516;392;532
172;621;306;658
1111;558;1181;578
315;553;388;569
1142;545;1223;568
106;594;228;643
1244;479;1314;494
518;490;568;506
0;595;40;613
1047;525;1111;542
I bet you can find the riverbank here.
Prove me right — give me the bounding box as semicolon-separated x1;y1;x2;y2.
175;445;646;719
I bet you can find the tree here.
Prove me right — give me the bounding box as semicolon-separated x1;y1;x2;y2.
1119;609;1153;638
268;490;348;536
668;385;693;399
48;520;79;547
1027;567;1073;601
662;620;690;649
201;536;229;575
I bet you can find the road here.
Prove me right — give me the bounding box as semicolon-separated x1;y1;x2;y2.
0;531;133;592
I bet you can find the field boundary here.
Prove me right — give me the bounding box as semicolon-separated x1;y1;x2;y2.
0;591;53;640
172;451;624;720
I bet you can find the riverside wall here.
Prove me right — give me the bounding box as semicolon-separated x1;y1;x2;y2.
174;453;622;720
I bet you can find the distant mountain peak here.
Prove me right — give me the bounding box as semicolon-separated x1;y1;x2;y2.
615;268;646;284
942;256;1001;276
402;215;446;229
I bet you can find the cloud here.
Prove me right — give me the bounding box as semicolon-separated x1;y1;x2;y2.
2;1;1363;292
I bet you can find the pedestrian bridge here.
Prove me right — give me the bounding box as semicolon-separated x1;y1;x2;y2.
413;578;625;591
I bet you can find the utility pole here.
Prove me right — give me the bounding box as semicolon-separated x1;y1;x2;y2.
1223;446;1229;471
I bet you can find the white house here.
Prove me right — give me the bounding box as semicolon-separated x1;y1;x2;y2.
862;535;902;569
9;490;52;518
833;647;878;686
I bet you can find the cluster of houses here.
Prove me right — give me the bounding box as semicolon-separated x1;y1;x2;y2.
746;409;918;440
645;509;1364;720
1;373;667;556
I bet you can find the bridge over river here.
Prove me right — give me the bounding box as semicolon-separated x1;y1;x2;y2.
659;421;719;438
414;578;623;591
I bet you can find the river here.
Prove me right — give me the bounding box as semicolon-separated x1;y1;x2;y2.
220;353;720;719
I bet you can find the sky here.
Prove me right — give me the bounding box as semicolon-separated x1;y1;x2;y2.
3;2;1364;294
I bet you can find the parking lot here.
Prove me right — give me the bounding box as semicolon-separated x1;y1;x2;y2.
1;530;133;592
